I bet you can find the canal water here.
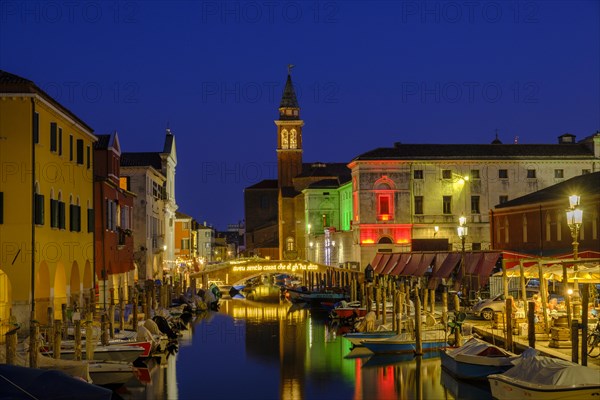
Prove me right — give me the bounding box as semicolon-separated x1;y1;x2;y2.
115;299;494;400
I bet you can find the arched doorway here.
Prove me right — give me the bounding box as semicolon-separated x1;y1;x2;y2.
54;262;67;320
70;261;81;309
35;261;51;324
0;269;11;326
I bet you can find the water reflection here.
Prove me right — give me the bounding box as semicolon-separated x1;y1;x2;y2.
116;300;494;400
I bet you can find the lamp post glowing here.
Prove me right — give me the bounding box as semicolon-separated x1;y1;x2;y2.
566;194;583;317
456;216;468;292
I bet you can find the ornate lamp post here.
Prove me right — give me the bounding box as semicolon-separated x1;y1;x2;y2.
456;216;468;293
566;194;583;317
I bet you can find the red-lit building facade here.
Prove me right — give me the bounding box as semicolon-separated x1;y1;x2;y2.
94;132;136;305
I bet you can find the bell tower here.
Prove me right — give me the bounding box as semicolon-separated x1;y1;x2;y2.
276;69;304;189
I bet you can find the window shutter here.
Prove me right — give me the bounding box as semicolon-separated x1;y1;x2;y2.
33;113;39;144
58;201;66;229
50;123;57;152
70;204;75;231
86;146;90;169
0;192;3;224
69;135;73;161
50;199;59;228
58;128;63;155
88;208;94;233
76;139;84;164
35;194;44;225
77;205;81;232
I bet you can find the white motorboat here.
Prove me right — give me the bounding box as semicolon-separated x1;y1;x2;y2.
441;336;517;380
488;348;600;400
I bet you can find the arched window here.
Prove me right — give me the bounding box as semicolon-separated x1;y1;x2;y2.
281;129;289;149
286;237;295;251
522;214;528;243
289;129;297;149
378;236;393;244
374;180;394;221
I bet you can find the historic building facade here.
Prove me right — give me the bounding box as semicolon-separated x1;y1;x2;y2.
490;171;600;257
121;130;177;282
0;70;97;327
350;133;600;267
94;132;136;308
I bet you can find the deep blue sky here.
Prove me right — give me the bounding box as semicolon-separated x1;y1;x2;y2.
1;1;599;230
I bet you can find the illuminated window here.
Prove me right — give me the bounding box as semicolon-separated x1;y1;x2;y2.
414;170;423;179
523;215;528;242
442;196;452;214
442;170;452;179
554;169;564;178
281;129;289;149
471;196;480;214
545;213;551;241
375;180;394;221
527;169;536;178
499;169;508;179
504;217;509;243
290;129;297;149
414;196;423;215
119;177;130;191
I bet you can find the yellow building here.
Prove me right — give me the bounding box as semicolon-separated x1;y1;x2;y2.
0;70;97;329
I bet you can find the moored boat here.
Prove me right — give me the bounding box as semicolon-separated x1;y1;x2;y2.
488;348;600;400
441;336;517;381
361;331;447;354
284;286;348;305
342;330;398;347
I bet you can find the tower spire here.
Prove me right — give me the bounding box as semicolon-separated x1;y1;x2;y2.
280;68;299;110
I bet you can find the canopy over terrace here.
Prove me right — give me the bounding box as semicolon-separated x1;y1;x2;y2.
189;257;352;288
370;251;501;292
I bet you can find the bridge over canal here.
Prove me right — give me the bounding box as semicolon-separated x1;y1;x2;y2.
189;257;361;290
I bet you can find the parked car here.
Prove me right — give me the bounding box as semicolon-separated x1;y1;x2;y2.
472;290;539;320
472;293;507;320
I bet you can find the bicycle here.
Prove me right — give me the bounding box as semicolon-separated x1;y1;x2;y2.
587;320;600;358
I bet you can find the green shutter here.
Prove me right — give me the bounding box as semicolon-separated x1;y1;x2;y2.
59;202;66;229
88;208;94;233
33;113;39;144
50;123;57;152
35;194;44;225
70;204;75;231
58;128;63;155
50;199;59;228
76;139;84;164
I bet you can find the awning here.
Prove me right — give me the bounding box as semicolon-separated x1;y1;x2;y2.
432;253;461;279
389;254;411;276
401;254;422;276
371;253;385;274
414;252;436;276
381;253;401;275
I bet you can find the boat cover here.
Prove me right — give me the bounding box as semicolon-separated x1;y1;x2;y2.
446;337;513;359
500;348;600;387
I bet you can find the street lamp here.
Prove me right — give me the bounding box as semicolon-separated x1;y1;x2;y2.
566;194;583;316
456;216;468;293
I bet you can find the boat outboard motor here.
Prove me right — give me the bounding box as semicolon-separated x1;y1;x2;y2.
152;316;178;340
